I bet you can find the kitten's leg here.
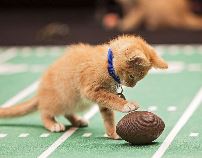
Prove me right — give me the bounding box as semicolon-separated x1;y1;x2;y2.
41;113;65;132
65;114;88;127
85;89;139;113
99;107;120;140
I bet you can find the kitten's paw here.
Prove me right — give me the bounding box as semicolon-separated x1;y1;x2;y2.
50;123;65;132
122;102;139;113
105;132;121;140
72;119;88;128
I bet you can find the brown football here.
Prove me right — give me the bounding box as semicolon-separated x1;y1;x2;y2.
116;111;165;145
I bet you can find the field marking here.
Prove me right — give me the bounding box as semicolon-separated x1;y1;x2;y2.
189;132;199;137
150;61;185;74
38;105;99;158
167;45;180;55
0;63;47;75
153;45;165;56
0;48;17;64
40;133;50;138
36;51;47;57
152;87;202;158
20;46;33;57
0;133;7;138
82;133;92;138
38;127;77;158
197;45;202;54
18;133;29;138
1;81;39;108
148;106;157;112
167;106;177;112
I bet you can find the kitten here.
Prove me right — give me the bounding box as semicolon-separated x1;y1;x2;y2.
116;0;202;31
0;35;168;139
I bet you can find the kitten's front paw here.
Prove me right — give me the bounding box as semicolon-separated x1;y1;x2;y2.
105;133;121;140
50;123;65;132
122;102;139;113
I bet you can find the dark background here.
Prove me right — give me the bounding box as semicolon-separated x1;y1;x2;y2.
0;0;202;46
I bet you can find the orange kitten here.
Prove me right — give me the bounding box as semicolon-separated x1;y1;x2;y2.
0;35;168;139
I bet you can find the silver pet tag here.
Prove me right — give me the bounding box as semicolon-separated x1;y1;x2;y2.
118;93;126;100
117;85;126;100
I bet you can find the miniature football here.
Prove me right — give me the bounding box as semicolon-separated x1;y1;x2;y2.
116;111;165;145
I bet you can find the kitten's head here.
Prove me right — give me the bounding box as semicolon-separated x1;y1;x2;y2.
109;35;168;87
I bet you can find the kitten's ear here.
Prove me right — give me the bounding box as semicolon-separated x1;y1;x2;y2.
150;50;168;69
127;55;150;67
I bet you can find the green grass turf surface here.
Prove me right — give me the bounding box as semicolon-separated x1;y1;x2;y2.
0;45;201;158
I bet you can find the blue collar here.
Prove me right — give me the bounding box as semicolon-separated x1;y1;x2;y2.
107;48;121;84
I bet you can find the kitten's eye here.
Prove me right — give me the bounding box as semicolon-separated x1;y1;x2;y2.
129;75;134;79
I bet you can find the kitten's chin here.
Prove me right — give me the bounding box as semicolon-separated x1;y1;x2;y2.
129;82;137;87
122;81;136;87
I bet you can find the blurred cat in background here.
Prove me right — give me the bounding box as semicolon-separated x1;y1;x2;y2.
103;0;202;31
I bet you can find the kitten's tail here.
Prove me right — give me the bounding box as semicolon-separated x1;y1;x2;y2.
0;97;38;118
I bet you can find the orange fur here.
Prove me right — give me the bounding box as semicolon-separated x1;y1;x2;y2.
116;0;202;31
0;35;168;139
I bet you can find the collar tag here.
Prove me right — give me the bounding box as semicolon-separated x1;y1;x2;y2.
117;85;126;100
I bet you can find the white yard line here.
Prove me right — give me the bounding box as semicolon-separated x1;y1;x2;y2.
1;81;39;108
189;132;199;137
0;133;8;138
148;106;158;112
167;106;177;112
82;132;92;137
152;87;202;158
38;105;99;158
40;133;50;138
18;133;30;138
0;48;17;64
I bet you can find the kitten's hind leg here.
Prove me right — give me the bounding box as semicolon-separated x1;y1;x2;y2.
41;113;65;132
65;114;88;127
99;107;120;140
